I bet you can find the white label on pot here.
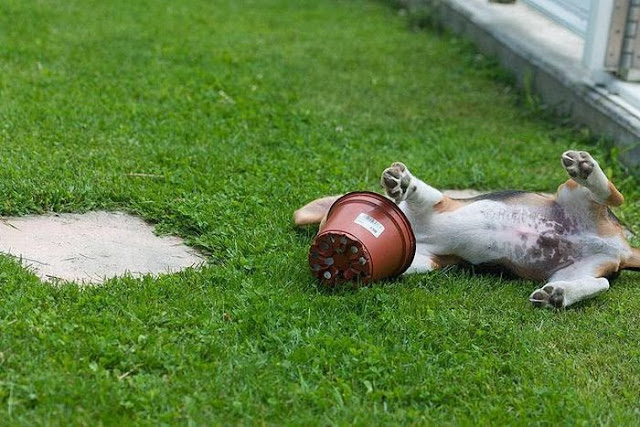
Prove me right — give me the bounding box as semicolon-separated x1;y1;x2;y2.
354;213;385;238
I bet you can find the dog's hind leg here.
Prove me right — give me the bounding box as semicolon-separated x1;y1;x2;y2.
558;150;624;207
529;277;610;309
529;257;616;308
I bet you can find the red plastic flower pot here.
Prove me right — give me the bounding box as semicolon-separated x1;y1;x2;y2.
308;191;416;287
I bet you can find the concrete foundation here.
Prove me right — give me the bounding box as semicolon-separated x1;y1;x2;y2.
418;0;640;172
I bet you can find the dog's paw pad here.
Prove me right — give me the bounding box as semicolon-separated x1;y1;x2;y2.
381;162;412;203
562;151;595;181
529;284;565;309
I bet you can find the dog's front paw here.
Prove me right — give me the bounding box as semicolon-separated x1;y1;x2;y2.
381;162;412;203
562;150;596;182
529;284;565;309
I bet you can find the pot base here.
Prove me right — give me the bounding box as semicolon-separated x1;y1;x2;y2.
308;232;372;287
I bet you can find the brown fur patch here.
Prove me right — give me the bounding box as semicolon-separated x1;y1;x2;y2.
433;196;465;213
605;181;624;207
622;247;640;270
564;179;579;189
595;204;624;237
594;260;621;278
432;254;465;269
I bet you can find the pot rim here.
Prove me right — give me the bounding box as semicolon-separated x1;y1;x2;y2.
326;191;416;275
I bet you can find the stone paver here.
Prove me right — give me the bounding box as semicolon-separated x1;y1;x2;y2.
0;211;204;283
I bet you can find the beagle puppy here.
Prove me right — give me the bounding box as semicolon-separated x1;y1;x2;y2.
295;151;640;308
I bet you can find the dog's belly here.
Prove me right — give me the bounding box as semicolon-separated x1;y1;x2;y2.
413;200;625;280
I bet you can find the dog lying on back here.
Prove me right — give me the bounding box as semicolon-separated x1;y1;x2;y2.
295;151;640;308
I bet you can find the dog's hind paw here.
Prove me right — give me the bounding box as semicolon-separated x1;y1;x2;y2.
381;162;412;203
562;150;596;181
529;284;565;309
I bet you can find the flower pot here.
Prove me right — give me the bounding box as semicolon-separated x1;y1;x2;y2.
308;191;416;287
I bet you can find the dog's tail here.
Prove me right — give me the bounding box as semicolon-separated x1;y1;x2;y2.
293;195;342;227
622;247;640;271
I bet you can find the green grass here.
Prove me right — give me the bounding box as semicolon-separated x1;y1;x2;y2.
1;0;640;424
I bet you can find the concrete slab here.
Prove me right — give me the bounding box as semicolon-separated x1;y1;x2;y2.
0;211;205;284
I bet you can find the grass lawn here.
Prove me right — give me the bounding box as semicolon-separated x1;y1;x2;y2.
1;0;640;424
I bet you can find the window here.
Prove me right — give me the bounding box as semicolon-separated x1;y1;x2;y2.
521;0;591;37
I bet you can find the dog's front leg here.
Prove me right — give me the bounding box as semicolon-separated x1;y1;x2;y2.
381;162;444;212
403;244;438;275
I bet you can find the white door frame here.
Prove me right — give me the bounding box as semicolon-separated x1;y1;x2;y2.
583;0;616;85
